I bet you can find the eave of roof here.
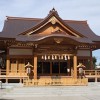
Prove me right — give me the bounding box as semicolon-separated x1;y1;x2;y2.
16;33;93;44
6;16;42;21
0;36;15;40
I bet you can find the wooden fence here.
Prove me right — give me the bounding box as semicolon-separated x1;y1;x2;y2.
0;69;100;84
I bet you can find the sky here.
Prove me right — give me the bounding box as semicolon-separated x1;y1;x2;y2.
0;0;100;65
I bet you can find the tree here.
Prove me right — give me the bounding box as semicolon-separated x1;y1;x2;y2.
92;56;97;69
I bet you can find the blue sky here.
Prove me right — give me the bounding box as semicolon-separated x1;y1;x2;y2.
0;0;100;64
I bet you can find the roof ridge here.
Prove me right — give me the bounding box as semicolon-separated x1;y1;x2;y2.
6;16;87;24
6;16;43;21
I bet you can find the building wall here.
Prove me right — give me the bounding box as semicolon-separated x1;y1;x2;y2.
9;48;33;55
77;50;90;57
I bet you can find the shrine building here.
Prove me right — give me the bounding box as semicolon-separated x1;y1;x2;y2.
0;8;100;86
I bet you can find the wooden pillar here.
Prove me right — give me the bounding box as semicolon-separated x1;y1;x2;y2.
34;55;37;79
6;57;10;75
6;59;10;82
90;49;93;69
73;55;77;78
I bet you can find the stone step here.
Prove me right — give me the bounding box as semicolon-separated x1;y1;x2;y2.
3;91;98;98
2;87;91;97
1;83;100;98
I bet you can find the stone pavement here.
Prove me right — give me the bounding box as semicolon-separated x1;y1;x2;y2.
0;83;100;100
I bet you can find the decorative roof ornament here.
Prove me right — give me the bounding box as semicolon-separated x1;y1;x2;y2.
49;8;58;15
54;38;63;44
49;16;57;25
52;8;55;11
24;62;33;67
77;63;86;68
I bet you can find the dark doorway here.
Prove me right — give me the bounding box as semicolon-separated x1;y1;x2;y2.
52;62;59;74
37;61;68;76
60;62;67;73
37;62;50;75
37;62;42;74
43;62;50;74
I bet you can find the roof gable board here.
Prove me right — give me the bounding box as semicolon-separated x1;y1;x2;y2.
19;8;85;38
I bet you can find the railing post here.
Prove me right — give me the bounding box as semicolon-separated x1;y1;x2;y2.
95;70;97;75
0;68;1;75
0;69;1;83
95;70;97;82
0;81;2;89
84;70;85;76
20;78;22;83
20;69;22;76
6;78;8;83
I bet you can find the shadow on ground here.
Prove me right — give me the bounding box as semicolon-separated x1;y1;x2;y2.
0;88;6;89
0;99;13;100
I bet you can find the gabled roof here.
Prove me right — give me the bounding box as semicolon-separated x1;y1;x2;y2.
19;8;84;38
0;8;100;44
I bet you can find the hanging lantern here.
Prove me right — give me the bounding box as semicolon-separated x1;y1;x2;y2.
55;55;57;59
65;55;67;60
48;56;50;59
68;55;70;60
52;55;54;60
41;55;44;59
59;55;61;60
45;55;47;60
61;55;63;59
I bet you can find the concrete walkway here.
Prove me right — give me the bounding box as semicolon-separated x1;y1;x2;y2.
0;83;100;100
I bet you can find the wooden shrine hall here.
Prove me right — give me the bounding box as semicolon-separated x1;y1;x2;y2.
0;8;100;86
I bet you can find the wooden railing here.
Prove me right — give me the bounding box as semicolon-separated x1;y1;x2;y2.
84;70;100;76
0;69;100;80
1;69;100;76
1;69;100;84
0;69;28;83
0;69;27;76
0;69;6;75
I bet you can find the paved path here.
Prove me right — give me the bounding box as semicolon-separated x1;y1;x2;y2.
0;83;100;100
